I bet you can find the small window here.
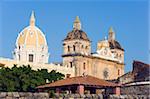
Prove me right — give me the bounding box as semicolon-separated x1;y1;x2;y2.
70;62;73;68
30;32;33;36
18;54;20;61
68;46;70;52
81;45;84;48
42;46;44;51
19;46;20;50
29;54;34;62
21;32;24;36
73;45;76;51
118;69;120;76
119;54;122;59
83;62;86;70
85;46;88;49
103;69;109;79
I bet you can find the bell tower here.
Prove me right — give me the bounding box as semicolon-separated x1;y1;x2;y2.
62;16;91;76
63;16;91;56
108;26;124;63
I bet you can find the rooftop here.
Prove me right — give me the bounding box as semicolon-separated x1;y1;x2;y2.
37;75;118;89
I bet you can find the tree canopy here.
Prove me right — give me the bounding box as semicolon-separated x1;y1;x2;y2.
0;65;65;92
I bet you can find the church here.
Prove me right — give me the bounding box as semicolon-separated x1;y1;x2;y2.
0;11;125;80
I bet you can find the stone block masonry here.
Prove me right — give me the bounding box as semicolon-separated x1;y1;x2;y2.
121;81;150;95
0;92;149;99
0;92;49;99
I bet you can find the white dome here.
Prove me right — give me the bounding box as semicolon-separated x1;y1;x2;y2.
16;11;47;48
13;11;49;64
16;26;47;48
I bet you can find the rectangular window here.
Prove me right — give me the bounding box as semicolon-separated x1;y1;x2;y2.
118;69;120;76
83;63;86;70
29;54;34;62
18;54;20;61
70;62;73;68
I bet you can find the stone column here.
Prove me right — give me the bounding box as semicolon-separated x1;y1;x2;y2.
114;87;120;95
68;87;71;94
77;85;84;94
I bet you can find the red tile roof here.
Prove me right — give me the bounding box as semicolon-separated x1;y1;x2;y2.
37;75;118;89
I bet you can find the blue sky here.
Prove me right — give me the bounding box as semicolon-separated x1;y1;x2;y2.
0;0;149;73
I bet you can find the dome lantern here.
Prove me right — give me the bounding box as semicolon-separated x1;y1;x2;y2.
73;16;81;30
108;26;115;41
30;11;35;26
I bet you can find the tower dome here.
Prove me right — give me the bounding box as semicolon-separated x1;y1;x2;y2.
13;11;49;63
64;16;90;41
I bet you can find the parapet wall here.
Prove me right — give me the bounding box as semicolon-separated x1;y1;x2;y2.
0;92;49;99
0;92;149;99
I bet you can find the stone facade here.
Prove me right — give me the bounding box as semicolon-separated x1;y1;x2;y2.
62;16;124;80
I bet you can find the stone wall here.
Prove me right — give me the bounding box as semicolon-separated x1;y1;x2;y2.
121;83;150;95
54;94;149;99
0;92;49;99
0;92;149;99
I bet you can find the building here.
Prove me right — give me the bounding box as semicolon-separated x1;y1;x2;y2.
0;11;74;77
118;60;150;95
37;75;120;95
0;11;125;80
118;60;150;84
62;16;124;79
13;11;49;64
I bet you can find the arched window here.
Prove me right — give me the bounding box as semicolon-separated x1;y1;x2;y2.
81;45;84;48
119;54;122;59
19;46;20;50
83;62;86;70
68;46;70;52
73;45;76;51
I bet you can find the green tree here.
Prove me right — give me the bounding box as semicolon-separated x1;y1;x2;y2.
0;65;65;92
